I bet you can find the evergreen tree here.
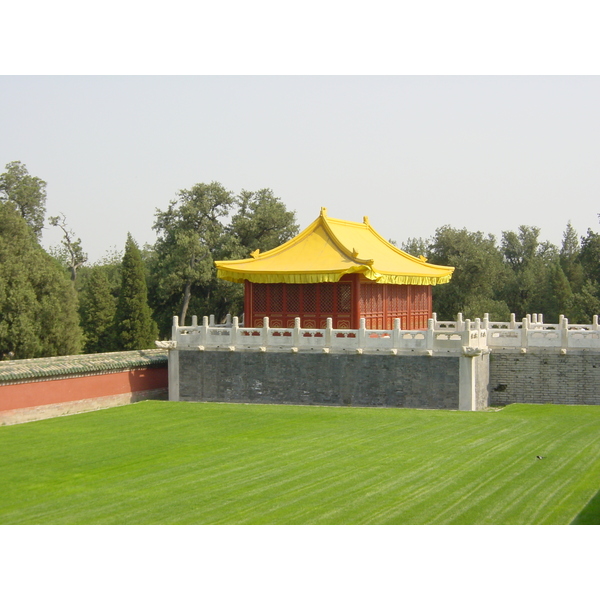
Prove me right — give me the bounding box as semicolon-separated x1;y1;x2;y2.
579;229;600;286
570;280;600;323
0;202;82;358
79;268;117;353
0;161;47;238
560;221;584;292
541;261;574;322
115;234;158;350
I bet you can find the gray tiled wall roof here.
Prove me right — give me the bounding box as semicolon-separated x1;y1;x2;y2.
0;349;168;384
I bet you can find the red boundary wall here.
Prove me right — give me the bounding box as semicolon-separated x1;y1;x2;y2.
0;367;168;412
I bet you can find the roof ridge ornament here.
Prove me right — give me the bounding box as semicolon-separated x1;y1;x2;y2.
320;207;328;217
363;215;370;226
250;249;260;258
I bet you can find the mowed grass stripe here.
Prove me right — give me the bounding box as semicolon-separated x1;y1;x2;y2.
1;402;600;524
423;423;560;524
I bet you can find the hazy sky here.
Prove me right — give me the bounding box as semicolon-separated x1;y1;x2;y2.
2;76;600;262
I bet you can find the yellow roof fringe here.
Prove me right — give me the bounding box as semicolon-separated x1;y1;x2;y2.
216;208;454;285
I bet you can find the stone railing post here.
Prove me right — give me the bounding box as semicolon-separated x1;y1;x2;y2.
262;317;270;349
209;314;215;327
292;317;301;348
593;315;599;331
172;315;179;341
426;318;435;352
561;317;569;351
510;313;516;329
482;314;490;330
325;318;333;347
200;316;209;346
231;316;239;348
191;315;198;328
225;313;232;326
463;319;471;346
358;318;366;349
521;318;528;350
392;318;401;349
457;313;464;332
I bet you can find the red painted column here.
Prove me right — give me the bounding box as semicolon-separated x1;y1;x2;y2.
244;280;253;327
352;274;361;329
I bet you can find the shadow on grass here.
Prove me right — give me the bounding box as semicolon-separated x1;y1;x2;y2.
572;488;600;524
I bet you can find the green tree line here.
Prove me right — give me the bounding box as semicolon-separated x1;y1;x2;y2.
0;163;298;357
402;222;600;323
2;160;600;359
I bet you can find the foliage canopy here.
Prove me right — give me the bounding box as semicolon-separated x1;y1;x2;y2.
0;203;82;358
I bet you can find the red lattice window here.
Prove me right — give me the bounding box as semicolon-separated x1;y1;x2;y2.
338;283;351;313
254;284;267;313
320;284;334;312
304;284;317;313
247;279;360;331
287;285;300;312
271;284;284;312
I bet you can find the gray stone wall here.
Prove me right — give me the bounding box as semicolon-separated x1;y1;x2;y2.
489;351;600;406
178;350;461;409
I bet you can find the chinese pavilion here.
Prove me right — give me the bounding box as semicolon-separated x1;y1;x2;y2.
215;208;454;330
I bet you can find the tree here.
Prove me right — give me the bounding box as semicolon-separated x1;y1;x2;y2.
49;213;88;281
152;182;237;326
0;161;47;238
426;226;511;321
560;221;584;293
579;229;600;286
149;185;300;334
570;280;600;323
500;226;558;318
228;189;299;256
540;261;573;322
79;268;117;353
207;189;299;323
114;234;158;350
0;202;82;358
401;237;431;258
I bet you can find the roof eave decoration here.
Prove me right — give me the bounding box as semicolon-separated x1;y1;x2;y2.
216;208;454;286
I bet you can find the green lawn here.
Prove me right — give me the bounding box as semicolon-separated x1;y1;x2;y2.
1;401;600;524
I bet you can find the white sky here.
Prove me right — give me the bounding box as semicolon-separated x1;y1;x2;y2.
3;75;599;263
2;3;600;263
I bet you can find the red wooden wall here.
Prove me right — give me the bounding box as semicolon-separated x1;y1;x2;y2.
245;275;432;330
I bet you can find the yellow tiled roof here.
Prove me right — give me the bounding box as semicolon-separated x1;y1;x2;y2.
216;208;454;285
